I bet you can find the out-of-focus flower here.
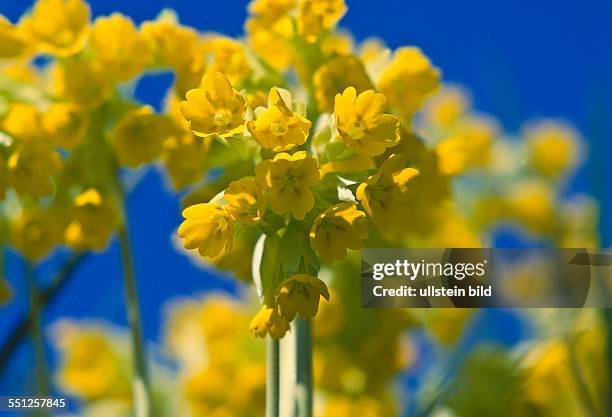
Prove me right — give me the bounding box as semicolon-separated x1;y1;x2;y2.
379;47;440;116
7;142;62;197
42;102;88;148
65;188;119;251
255;151;319;220
111;107;174;168
2;103;42;141
178;203;234;259
334;87;400;156
20;0;90;57
505;180;556;235
10;207;64;261
526;120;581;179
297;0;347;43
250;304;290;338
247;88;311;152
421;309;474;346
276;274;330;321
310;203;368;263
0;16;28;58
201;36;251;86
314;55;373;113
89;13;151;81
161;134;209;190
224;177;265;224
141;15;199;71
53;59;112;109
322;396;385;417
180;72;246;138
424;86;470;129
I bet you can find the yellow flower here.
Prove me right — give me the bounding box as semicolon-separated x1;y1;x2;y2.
178;203;234;259
247;88;311;152
334;87;400;156
161;134;209;190
313;55;373;112
297;0;347;43
249;304;290;338
255;151;319;220
65;188;119;252
42;103;88;148
21;0;89;57
356;154;420;226
275;274;330;321
2;103;42;141
506;180;555;235
111;107;174;168
141;17;199;70
201;36;251;86
246;10;294;71
310;203;368;263
10;208;64;261
526;121;581;178
0;277;12;305
8;142;62;197
53;59;112;109
89;13;151;81
424;86;470;129
0;15;28;58
224;177;265;224
180;72;247;138
379;47;441;116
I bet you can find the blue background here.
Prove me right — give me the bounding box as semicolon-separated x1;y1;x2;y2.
1;0;611;401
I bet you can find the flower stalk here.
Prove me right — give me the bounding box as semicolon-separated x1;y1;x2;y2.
294;318;313;417
266;337;280;417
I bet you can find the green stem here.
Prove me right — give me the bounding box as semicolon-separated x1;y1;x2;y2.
118;223;152;417
25;262;50;417
294;318;312;417
266;337;280;417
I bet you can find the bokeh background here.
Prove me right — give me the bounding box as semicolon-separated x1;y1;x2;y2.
1;0;610;408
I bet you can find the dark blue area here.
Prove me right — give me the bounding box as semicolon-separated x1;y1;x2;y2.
1;0;610;398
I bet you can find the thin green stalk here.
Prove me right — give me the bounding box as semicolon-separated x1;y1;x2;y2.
266;337;280;417
294;318;312;417
25;262;50;417
118;223;152;417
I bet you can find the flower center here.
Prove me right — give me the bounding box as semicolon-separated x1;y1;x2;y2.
214;109;232;126
270;119;289;136
346;118;366;139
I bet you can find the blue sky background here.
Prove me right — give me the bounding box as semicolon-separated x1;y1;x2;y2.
1;0;611;403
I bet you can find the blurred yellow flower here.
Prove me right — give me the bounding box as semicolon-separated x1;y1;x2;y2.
42;102;88;148
2;103;42;141
141;16;199;70
90;13;151;81
275;274;330;321
322;396;384;417
201;36;251;86
247;88;311;152
250;304;290;338
379;47;440;116
424;86;470;129
21;0;89;57
53;59;112;109
10;207;64;261
65;188;119;251
310;202;368;263
180;72;246;138
313;55;374;112
178;203;234;259
356;154;420;226
111;107;173;168
526;120;581;178
334;86;400;156
422;309;473;346
246;0;294;71
7;142;62;197
506;180;556;235
297;0;347;43
161;134;209;190
0;15;28;58
255;151;319;220
224;177;265;224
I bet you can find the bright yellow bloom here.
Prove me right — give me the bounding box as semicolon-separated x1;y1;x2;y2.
10;208;64;261
90;13;151;81
141;16;199;70
310;203;368;263
180;72;247;138
275;274;330;321
224;177;265;224
53;60;112;109
201;36;251;86
379;47;441;116
8;142;62;197
65;188;119;251
506;181;555;235
249;304;290;338
313;55;373;112
526;121;581;178
247;88;311;152
255;151;319;219
178;203;234;259
0;277;12;305
42;103;88;148
111;107;173;168
424;86;470;129
161;134;209;190
356;154;420;226
2;103;42;141
21;0;89;57
0;15;28;58
334;87;400;156
297;0;347;43
246;2;294;71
